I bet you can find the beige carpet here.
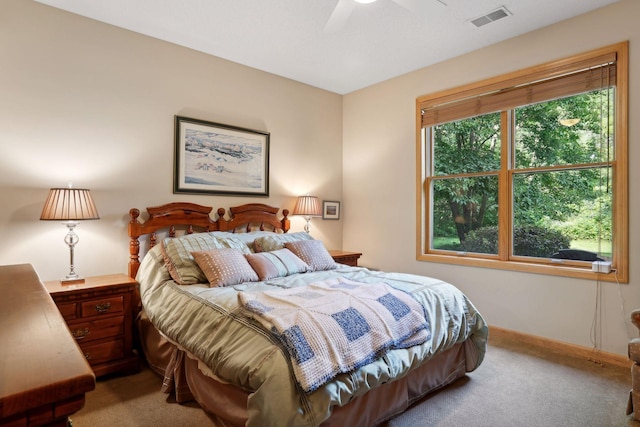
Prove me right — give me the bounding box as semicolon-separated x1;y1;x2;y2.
72;334;639;427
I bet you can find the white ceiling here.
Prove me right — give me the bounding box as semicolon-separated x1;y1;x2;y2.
35;0;620;94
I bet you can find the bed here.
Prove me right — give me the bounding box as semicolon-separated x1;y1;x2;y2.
128;202;488;427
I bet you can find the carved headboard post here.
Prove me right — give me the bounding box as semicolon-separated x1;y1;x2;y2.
128;208;142;278
215;208;228;231
281;209;290;233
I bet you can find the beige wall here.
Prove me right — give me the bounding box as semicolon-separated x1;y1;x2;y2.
2;0;637;358
0;1;343;280
343;0;639;356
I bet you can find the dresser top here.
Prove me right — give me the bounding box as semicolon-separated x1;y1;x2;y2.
44;273;137;295
0;264;95;419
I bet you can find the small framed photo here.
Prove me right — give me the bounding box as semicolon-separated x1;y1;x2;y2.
322;200;340;220
174;115;270;196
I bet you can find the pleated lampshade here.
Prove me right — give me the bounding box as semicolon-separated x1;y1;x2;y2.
40;188;100;221
292;195;322;217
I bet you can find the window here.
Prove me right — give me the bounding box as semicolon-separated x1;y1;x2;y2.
416;42;628;283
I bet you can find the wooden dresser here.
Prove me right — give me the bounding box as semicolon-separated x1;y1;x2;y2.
0;264;95;427
44;274;140;378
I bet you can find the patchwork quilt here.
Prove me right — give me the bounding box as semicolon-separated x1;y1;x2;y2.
238;277;431;392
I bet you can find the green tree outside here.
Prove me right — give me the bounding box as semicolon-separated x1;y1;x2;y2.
430;89;613;258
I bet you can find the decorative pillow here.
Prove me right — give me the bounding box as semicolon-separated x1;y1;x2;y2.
284;240;337;271
253;232;314;253
191;248;259;287
245;248;310;280
212;231;275;247
213;235;252;254
161;234;225;285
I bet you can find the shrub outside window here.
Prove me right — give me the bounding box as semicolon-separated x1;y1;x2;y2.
416;42;628;283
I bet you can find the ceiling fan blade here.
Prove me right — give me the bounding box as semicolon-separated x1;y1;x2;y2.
324;0;356;33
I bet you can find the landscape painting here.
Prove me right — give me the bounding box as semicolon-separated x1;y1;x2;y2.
174;116;270;196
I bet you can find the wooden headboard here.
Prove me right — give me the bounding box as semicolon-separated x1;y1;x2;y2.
128;202;290;278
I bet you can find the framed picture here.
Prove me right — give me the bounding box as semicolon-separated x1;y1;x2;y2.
174;116;270;196
322;200;340;220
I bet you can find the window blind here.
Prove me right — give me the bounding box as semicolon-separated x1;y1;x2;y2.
420;53;617;128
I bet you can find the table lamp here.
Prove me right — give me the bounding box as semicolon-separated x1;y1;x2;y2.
292;195;321;233
40;186;100;284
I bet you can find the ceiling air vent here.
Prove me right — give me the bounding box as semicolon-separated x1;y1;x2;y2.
470;6;511;28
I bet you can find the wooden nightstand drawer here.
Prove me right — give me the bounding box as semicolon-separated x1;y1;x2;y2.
44;274;140;377
69;316;125;343
81;339;124;366
81;295;124;318
57;302;77;321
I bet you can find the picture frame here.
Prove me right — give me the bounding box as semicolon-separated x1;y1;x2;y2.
322;200;340;220
174;115;270;196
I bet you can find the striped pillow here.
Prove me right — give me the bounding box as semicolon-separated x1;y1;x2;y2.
161;234;225;285
252;232;314;253
245;249;310;280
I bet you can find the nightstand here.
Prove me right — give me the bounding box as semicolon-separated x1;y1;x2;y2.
329;250;362;267
44;274;140;377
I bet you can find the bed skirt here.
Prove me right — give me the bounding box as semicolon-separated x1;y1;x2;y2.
138;310;472;426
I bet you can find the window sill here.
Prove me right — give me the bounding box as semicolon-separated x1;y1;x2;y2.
417;253;626;283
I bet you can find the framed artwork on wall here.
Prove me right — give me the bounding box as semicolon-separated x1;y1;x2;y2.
174;115;270;196
322;200;340;220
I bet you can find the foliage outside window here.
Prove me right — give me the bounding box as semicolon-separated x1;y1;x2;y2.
416;43;628;283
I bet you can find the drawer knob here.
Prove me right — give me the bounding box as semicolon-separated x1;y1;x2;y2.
95;302;111;313
72;327;90;340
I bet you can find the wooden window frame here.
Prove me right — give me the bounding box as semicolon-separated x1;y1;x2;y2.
415;42;628;283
